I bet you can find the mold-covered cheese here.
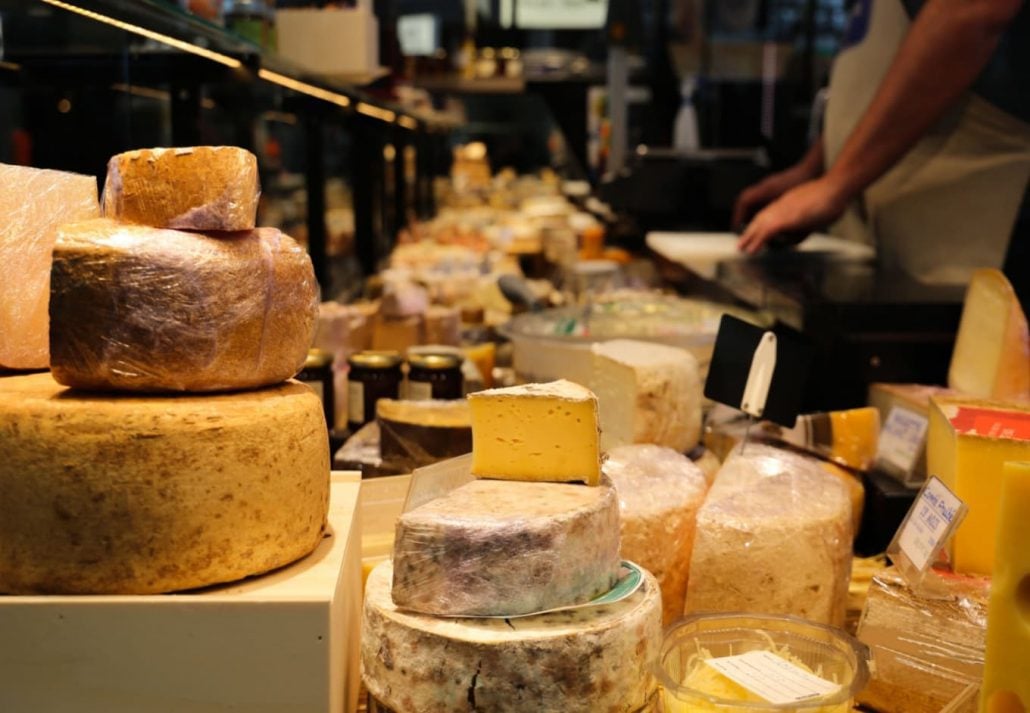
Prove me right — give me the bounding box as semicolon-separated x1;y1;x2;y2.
0;372;329;594
591;339;702;453
468;380;601;485
102;146;259;231
0;163;100;370
604;445;708;626
49;219;318;393
391;477;621;616
363;560;662;713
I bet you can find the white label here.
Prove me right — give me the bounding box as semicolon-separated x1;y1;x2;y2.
407;380;434;401
877;406;929;474
704;651;840;705
347;381;364;424
898;476;965;571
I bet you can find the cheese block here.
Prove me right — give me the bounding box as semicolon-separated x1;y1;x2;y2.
377;398;472;470
821;461;866;535
49;219;318;393
468;380;601;485
760;407;880;471
372;315;424;353
363;560;661;712
692;447;721;486
603;445;707;626
102;146;259;231
980;461;1030;713
685;444;854;626
391;476;620;616
856;567;988;713
463;342;496;389
591;339;702;453
868;383;956;486
948;269;1030;402
0;372;329;594
0;163;100;370
424;304;461;346
927;397;1030;575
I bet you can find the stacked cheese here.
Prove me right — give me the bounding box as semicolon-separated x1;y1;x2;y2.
0;147;329;595
361;380;663;712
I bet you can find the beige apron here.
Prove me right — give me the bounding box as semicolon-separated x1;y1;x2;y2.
824;0;1030;284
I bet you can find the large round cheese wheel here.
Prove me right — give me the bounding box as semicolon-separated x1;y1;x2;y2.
0;373;329;594
363;561;662;713
49;219;318;393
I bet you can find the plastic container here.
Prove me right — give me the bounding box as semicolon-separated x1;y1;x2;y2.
656;613;871;712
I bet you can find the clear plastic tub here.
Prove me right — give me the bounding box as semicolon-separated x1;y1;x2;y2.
655;613;871;712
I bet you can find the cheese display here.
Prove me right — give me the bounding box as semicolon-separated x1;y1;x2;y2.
0;163;100;370
856;567;988;713
0;373;329;594
363;560;662;712
868;382;956;486
102;146;259;231
927;396;1030;575
603;445;708;626
760;407;880;471
391;477;620;616
821;461;866;535
685;444;854;626
372;314;424;353
377;398;472;471
980;461;1030;713
948;269;1030;402
468;380;601;485
424;304;462;346
591;339;702;453
49;220;318;393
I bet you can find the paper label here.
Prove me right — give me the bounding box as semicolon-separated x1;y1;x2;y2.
703;651;840;704
948;406;1030;441
898;476;964;571
347;381;364;424
877;406;928;474
407;380;434;401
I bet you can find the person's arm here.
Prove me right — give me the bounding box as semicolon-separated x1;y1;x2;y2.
738;0;1025;254
731;139;825;230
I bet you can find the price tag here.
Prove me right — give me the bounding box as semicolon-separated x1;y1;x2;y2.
876;406;928;475
896;476;966;571
703;651;840;705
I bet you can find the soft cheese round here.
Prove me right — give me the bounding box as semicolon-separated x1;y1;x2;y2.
0;373;330;594
391;477;621;616
364;560;662;713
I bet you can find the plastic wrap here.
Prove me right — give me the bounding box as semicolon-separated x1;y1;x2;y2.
364;560;662;712
0;163;100;370
102;146;259;231
49;219;318;393
758;408;881;472
376;398;472;471
685;444;854;627
856;567;988;713
390;476;621;617
603;444;708;626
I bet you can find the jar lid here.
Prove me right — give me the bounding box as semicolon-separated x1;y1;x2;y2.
304;348;333;369
409;353;462;371
348;350;403;369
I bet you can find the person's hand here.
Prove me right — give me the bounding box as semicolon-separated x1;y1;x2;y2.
732;166;813;230
736;176;850;255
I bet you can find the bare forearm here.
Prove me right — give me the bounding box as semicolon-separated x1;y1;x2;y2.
826;0;1022;200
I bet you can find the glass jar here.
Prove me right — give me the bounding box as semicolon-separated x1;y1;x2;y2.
346;351;403;430
407;353;463;401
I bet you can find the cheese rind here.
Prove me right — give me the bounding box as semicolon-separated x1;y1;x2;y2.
685;444;854;626
604;444;707;626
0;373;329;594
102;146;259;231
468;380;601;485
377;399;472;470
0;163;100;370
50;219;318;393
363;560;661;712
591;339;702;453
391;477;620;616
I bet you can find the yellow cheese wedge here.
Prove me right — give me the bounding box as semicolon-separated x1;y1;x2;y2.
949;269;1030;402
927;397;1030;575
468;379;601;485
980;461;1030;713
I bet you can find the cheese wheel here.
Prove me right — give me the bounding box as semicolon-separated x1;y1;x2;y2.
363;561;662;712
391;476;621;616
50;219;318;393
103;146;259;231
0;373;329;594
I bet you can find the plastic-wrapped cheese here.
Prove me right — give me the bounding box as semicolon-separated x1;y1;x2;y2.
685;444;854;626
364;561;662;712
0;373;329;594
391;477;621;616
49;219;318;393
604;445;708;626
0;163;100;370
102;146;259;231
